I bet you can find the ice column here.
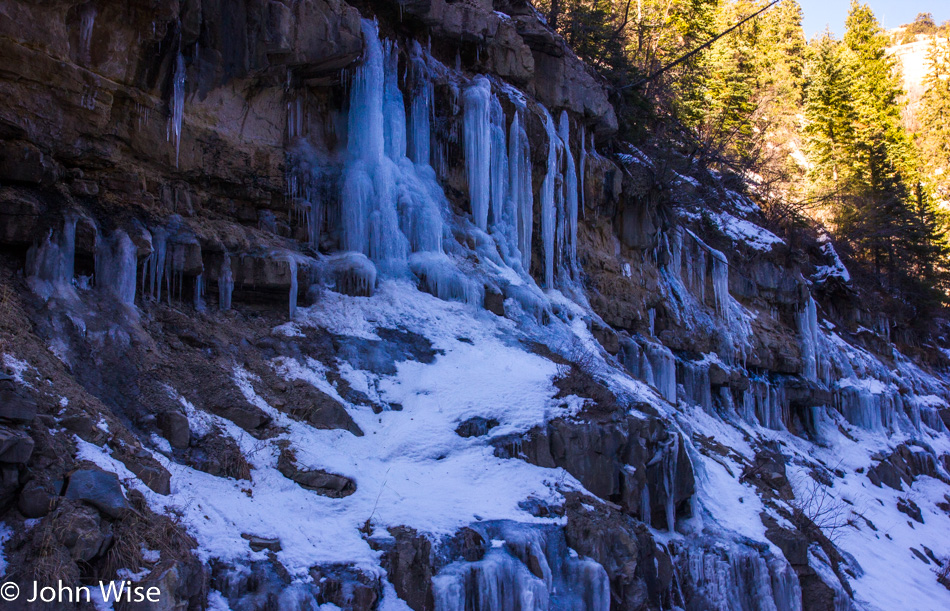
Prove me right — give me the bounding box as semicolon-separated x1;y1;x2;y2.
96;230;137;306
558;111;578;273
540;110;559;288
798;297;819;382
218;253;233;311
463;77;492;231
509;110;533;273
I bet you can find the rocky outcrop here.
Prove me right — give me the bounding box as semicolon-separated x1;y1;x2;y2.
495;411;695;530
867;442;946;490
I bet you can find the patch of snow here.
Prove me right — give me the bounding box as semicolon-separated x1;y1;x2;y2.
711;212;784;251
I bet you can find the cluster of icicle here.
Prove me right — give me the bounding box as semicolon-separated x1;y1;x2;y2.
26;217;137;307
432;522;609;611
464;79;581;288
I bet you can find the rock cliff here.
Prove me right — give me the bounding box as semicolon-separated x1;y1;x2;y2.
1;1;949;610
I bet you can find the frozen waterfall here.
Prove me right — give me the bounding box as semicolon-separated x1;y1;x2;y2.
340;20;444;271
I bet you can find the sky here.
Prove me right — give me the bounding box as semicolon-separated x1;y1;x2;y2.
798;0;947;37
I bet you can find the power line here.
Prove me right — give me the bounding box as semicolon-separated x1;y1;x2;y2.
623;0;781;90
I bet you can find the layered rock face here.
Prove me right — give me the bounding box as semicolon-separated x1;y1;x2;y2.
1;1;950;610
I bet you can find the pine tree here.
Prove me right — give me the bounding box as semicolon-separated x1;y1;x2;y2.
803;2;950;310
918;36;950;203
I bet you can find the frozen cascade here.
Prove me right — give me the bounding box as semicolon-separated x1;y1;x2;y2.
798;297;820;382
674;541;802;611
96;230;137;306
26;216;77;298
432;522;609;611
408;41;433;166
218;253;233;311
558;111;578;274
621;339;677;403
489;95;509;236
834;383;897;431
742;379;787;430
464;76;492;231
540;110;559;288
508;110;533;273
168;52;185;167
710;248;729;317
340;20;444;270
578;124;586;215
681;360;712;412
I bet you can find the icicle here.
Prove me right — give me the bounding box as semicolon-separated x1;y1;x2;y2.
167;52;186;168
286;256;298;319
383;39;407;160
463;77;492;231
540;110;559;288
578;124;587;215
664;434;680;533
432;523;610;611
798;297;819;382
408;41;432;166
489;95;509;237
79;4;96;64
143;228;168;302
710;249;729;317
681;360;712;412
218;253;233;311
25;216;78;299
193;274;205;311
558;111;578;274
96;230;137;306
648;343;677;402
508;110;533;273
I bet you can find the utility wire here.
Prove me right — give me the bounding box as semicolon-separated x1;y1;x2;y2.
623;0;781;90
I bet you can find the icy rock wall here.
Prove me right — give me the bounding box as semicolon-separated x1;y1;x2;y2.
432;522;609;611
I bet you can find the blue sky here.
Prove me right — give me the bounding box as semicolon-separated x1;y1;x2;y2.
798;0;947;37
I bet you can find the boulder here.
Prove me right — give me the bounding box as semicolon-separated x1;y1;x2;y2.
64;468;131;518
51;503;114;562
277;448;355;497
897;497;924;523
241;533;282;553
17;477;57;518
0;425;34;463
0;373;37;423
158;410;191;449
455;416;499;438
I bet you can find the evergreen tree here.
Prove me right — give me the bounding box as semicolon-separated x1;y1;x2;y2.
803;2;950;310
918;36;950;204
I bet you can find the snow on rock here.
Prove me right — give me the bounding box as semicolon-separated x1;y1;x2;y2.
711;211;785;251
